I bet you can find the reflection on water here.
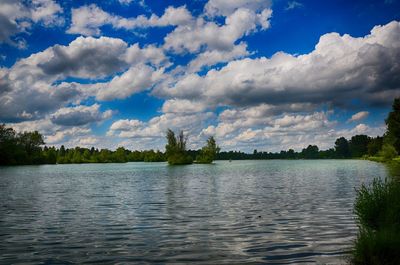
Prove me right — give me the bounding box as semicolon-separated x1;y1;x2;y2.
0;160;388;264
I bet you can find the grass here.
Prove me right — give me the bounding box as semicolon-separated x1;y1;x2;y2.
351;178;400;265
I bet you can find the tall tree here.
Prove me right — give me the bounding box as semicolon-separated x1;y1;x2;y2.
196;136;220;163
349;135;371;158
301;145;319;159
367;136;383;156
335;137;350;158
385;98;400;153
165;129;193;165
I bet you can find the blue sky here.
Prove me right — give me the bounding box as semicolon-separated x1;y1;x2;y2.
1;0;399;152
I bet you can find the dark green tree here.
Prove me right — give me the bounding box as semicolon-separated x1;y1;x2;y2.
335;137;350;158
196;136;220;163
301;145;319;159
0;124;18;164
385;98;400;153
165;129;193;165
349;135;371;158
367;136;383;156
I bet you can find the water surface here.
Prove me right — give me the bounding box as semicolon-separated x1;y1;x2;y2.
0;160;388;264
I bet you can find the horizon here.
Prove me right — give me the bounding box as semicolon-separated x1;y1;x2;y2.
1;0;400;153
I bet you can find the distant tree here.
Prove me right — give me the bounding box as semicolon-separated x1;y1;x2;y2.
0;124;18;164
301;145;319;159
335;137;350;158
196;136;220;163
17;131;44;164
143;150;165;162
349;135;371;158
114;147;127;162
44;146;57;164
165;129;193;165
379;144;398;161
385;98;400;153
287;149;296;159
367;136;383;156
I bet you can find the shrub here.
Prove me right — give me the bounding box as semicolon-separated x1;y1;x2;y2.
378;144;397;161
352;178;400;264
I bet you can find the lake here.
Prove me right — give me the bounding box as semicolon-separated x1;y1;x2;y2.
0;160;388;264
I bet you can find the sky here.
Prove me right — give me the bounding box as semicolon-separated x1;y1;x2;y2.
1;0;400;152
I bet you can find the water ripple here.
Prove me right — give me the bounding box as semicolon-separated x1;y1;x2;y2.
0;160;388;264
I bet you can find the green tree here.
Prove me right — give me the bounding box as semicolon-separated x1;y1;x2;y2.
44;146;57;164
114;147;127;162
165;129;193;165
367;136;383;156
379;144;398;161
301;145;319;159
385;98;400;153
349;135;371;158
335;137;350;158
0;124;19;164
196;136;220;163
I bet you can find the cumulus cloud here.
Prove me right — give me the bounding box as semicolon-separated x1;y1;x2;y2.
0;0;63;47
200;108;384;152
38;36;128;79
163;7;272;53
348;111;369;122
108;112;215;150
159;21;400;108
67;4;193;36
187;42;249;72
0;36;167;121
205;0;271;17
7;118;93;146
161;99;208;113
50;104;113;126
95;65;165;100
285;1;304;10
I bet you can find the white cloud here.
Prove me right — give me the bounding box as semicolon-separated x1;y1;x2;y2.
95;65;165;100
38;36;128;79
109;119;144;132
0;0;63;47
108;112;215;149
0;36;167;121
30;0;64;26
159;21;400;108
50;104;113;126
163;7;272;53
285;1;304;11
187;42;249;72
67;4;193;36
161;99;208;113
348;111;369;122
205;0;271;17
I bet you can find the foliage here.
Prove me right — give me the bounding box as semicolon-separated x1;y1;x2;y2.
368;137;383;156
352;178;400;265
0;124;44;165
335;137;351;158
165;129;193;165
378;144;398;161
385;98;400;153
350;135;371;158
196;136;220;163
300;145;319;159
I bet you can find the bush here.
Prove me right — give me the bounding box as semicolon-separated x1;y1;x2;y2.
352;178;400;264
352;227;400;265
378;144;397;161
167;153;193;165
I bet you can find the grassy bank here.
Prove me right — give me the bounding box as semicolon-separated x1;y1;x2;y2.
351;159;400;265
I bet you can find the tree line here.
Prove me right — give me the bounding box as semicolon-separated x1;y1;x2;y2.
0;125;388;165
0;98;398;166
